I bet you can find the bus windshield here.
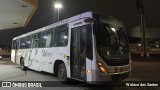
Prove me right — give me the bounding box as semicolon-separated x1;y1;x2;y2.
96;22;129;59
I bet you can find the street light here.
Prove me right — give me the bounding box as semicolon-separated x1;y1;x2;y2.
54;2;62;21
136;0;147;60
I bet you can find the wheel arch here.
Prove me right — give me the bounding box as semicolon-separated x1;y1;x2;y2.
53;60;65;76
20;57;24;65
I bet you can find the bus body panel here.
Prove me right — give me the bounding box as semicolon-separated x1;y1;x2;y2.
41;48;54;73
24;49;32;68
11;49;16;63
86;58;92;81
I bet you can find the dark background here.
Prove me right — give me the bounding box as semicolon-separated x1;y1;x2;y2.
0;0;160;47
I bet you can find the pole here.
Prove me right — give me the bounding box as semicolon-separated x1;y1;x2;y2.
57;8;59;21
141;12;147;59
136;0;147;60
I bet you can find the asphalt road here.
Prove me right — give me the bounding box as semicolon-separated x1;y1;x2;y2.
0;59;160;90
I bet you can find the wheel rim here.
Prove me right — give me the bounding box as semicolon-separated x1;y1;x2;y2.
58;65;65;80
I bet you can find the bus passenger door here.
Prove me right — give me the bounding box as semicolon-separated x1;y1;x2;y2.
70;26;87;81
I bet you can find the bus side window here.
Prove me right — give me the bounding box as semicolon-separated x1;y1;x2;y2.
50;28;55;47
86;25;93;60
37;33;41;48
40;29;53;48
20;38;26;49
31;35;37;48
12;40;16;49
25;36;31;48
16;40;20;50
55;25;68;47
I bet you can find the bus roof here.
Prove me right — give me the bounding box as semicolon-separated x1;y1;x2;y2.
13;11;124;40
13;11;93;40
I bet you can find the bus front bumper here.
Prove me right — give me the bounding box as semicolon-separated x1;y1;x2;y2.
90;67;131;84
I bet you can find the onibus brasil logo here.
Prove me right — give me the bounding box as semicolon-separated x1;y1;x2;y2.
2;82;42;87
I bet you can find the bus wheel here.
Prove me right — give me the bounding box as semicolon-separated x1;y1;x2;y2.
20;59;26;71
58;63;67;82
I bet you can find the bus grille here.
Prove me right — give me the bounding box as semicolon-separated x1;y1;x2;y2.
102;58;129;66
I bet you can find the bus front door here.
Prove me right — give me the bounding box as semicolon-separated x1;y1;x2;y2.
71;26;87;81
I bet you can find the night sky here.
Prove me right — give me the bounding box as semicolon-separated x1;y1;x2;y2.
0;0;160;47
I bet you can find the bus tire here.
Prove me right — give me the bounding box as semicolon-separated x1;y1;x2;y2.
58;63;68;82
20;59;26;71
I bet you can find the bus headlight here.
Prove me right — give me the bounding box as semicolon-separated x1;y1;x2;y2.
97;62;107;73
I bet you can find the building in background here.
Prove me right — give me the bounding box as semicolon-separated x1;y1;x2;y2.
0;45;11;59
129;25;160;58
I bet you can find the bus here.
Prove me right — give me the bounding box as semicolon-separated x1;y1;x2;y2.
11;11;131;83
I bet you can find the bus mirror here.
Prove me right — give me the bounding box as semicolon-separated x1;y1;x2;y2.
84;18;97;35
84;18;95;23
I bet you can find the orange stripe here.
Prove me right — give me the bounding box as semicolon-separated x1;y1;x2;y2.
23;0;38;27
24;0;38;6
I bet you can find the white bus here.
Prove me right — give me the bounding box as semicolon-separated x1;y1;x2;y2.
11;11;131;83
